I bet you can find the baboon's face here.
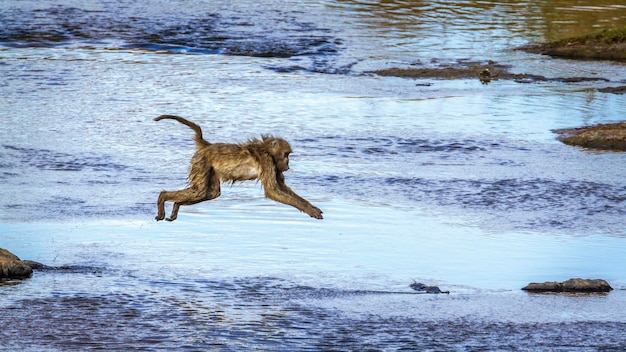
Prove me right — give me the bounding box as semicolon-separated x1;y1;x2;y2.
265;137;292;172
276;151;290;172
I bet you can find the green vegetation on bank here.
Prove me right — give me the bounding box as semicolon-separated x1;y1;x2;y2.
555;25;626;46
519;25;626;60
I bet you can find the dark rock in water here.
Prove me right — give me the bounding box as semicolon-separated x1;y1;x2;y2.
522;278;613;293
598;86;626;95
562;278;613;292
0;248;33;279
22;260;48;270
523;281;562;292
410;281;450;294
552;122;626;151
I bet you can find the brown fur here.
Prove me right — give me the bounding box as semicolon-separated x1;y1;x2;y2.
154;115;323;221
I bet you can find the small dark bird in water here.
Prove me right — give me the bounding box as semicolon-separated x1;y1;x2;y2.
479;68;491;84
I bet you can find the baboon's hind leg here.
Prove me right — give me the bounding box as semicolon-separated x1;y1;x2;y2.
169;190;221;221
170;171;222;220
155;191;169;221
167;202;182;222
155;188;206;221
156;173;222;221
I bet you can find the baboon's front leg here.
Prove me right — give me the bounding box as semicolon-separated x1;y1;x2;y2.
264;183;323;219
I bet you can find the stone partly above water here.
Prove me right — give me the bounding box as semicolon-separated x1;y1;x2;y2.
0;248;33;280
371;59;610;84
410;281;450;294
522;278;613;293
552;122;626;151
598;86;626;95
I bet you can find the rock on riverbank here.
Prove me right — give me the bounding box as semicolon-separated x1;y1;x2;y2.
0;248;34;280
522;278;613;293
553;122;626;151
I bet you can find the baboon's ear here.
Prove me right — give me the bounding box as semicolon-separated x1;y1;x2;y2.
270;139;279;148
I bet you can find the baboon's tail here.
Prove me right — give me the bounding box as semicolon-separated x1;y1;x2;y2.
154;115;211;149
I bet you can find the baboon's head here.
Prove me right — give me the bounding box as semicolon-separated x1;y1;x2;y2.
263;136;292;172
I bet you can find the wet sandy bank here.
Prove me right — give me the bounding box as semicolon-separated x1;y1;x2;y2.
371;59;611;84
519;26;626;60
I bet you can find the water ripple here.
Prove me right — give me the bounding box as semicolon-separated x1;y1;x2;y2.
0;5;341;59
2;276;626;350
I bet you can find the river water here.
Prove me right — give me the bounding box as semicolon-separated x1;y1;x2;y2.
1;0;626;350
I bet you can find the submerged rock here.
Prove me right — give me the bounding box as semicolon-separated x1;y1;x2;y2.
522;278;613;293
22;260;48;270
0;248;33;279
598;86;626;95
553;122;626;151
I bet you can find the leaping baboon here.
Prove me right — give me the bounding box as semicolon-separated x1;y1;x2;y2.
154;115;323;221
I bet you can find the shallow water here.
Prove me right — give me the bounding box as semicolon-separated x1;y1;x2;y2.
1;0;626;350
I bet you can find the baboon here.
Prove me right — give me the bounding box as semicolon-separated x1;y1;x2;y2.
154;115;323;221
